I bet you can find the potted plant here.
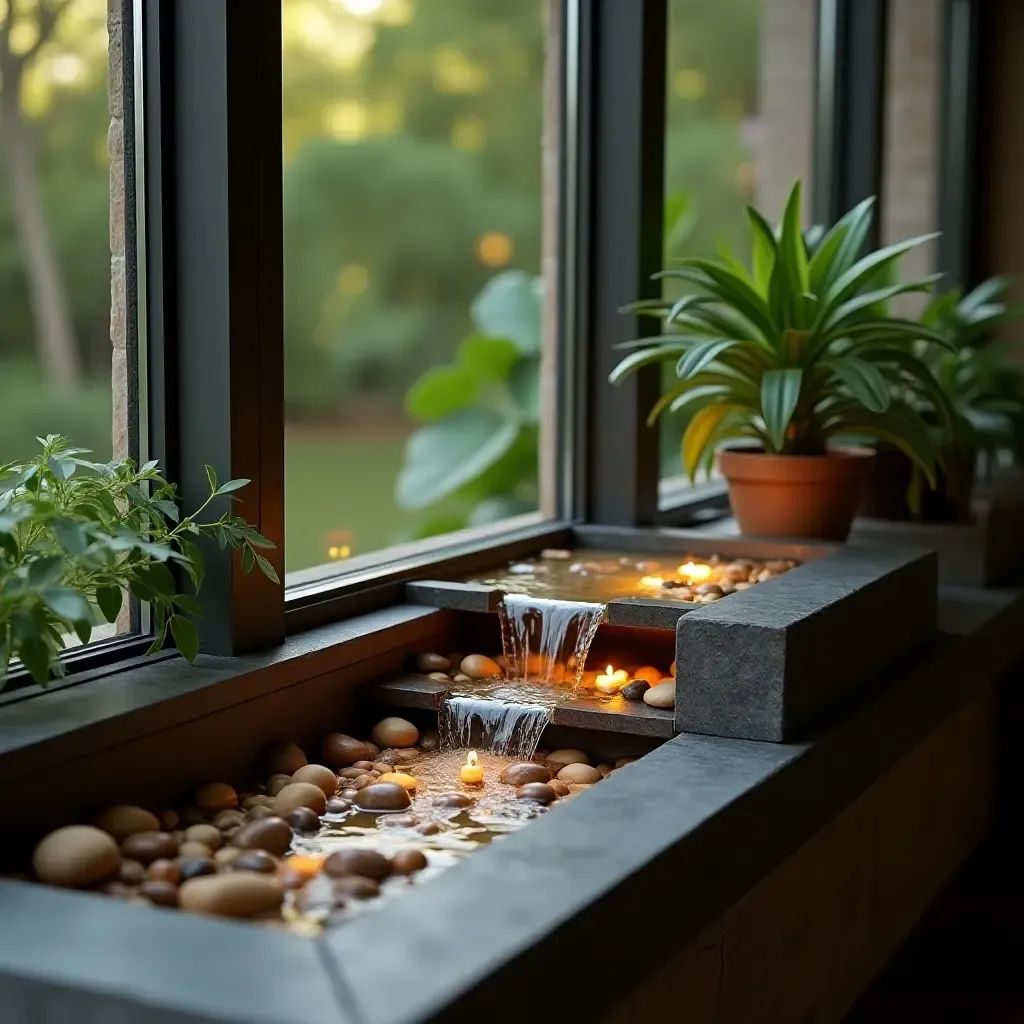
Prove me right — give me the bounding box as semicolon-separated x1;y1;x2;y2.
610;180;953;540
860;276;1024;522
0;435;278;688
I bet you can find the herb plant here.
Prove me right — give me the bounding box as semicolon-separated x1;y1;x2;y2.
0;436;279;688
610;180;954;482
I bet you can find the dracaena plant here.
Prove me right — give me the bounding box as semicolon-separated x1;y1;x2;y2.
920;276;1024;462
0;435;279;688
610;180;955;482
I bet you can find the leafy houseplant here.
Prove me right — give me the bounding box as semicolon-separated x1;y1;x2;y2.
610;180;954;540
0;436;279;688
395;270;542;536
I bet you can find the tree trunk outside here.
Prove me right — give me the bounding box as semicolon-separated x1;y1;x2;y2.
0;75;82;390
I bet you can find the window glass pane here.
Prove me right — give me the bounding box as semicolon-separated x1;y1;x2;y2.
0;0;136;649
282;0;556;579
660;0;815;496
882;0;940;315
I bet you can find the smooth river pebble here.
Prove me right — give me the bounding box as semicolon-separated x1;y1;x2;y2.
290;764;339;799
33;826;121;888
94;806;160;843
643;680;675;708
179;873;284;918
371;717;420;749
272;782;328;818
460;654;502;679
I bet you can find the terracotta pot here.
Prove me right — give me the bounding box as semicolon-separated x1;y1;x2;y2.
858;444;976;524
717;446;874;541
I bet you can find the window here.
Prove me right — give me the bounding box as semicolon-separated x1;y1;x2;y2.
0;0;139;651
659;0;816;500
282;0;559;582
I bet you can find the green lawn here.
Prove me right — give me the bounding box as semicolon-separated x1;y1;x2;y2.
285;429;418;573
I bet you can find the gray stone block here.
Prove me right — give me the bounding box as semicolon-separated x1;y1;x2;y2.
604;597;696;630
405;579;504;613
675;545;938;741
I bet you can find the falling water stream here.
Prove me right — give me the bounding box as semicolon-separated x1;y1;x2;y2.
437;595;605;759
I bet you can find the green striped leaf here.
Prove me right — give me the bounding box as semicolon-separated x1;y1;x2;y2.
760;368;803;451
825;356;891;413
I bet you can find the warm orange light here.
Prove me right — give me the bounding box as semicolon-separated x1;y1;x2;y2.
475;231;513;267
460;750;483;785
328;544;352;560
284;855;324;880
595;664;629;695
678;561;712;582
639;574;664;588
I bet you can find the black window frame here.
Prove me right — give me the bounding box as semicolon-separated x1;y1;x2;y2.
1;0;983;693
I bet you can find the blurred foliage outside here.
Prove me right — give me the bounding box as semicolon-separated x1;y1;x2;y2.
0;0;761;572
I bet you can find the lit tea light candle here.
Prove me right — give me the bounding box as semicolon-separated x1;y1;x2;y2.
595;664;629;694
639;575;664;589
678;561;712;582
460;750;484;785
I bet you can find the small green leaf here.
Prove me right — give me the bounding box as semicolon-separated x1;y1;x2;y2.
827;357;891;413
241;545;255;574
173;593;204;616
170;615;199;663
73;618;93;646
215;479;249;497
50;519;88;555
760;368;803;452
205;465;218;493
19;636;52;686
152;500;180;522
470;271;541;354
255;553;280;585
458;335;520;381
28;556;64;589
179;539;205;591
405;366;478;422
96;586;124;623
41;587;93;627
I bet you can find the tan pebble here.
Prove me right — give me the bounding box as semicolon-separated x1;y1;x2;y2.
427;671;451;682
94;806;160;843
323;848;392;881
119;859;147;886
363;741;380;758
356;782;412;812
121;831;179;865
499;763;551;786
33;827;121;888
340;788;360;802
733;582;753;591
392;849;428;875
213;809;246;831
262;741;307;776
272;782;328;817
183;824;222;851
452;673;471;683
417;821;442;836
394;748;419;764
597;765;613;777
339;767;369;780
416;652;450;674
756;569;774;582
139;879;179;908
231;817;293;857
321;733;372;768
242;795;275;811
147;858;180;884
632;666;662;686
372;717;420;749
158;809;179;831
557;763;602;784
547;779;571;797
179;841;213;858
194;783;238;813
215;847;242;866
291;764;339;799
460;654;502;679
643;680;675;709
614;758;636;769
266;774;292;797
376;772;417;791
352;760;375;771
546;748;590;767
370;762;392;775
179;873;284;918
349;774;374;790
247;805;277;822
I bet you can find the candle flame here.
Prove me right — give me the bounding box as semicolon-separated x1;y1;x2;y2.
678;561;712;581
640;574;664;588
606;665;614;675
466;750;478;768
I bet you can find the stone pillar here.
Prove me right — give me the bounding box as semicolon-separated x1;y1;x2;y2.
108;0;128;462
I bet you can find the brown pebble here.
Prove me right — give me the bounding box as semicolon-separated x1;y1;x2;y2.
158;809;179;831
460;654;502;679
433;792;474;809
392;849;428;876
621;680;650;702
118;859;147;886
323;848;392;882
214;847;242;867
213;809;246;831
263;741;307;777
291;764;339;799
178;841;213;859
371;762;394;775
547;779;570;797
353;760;375;772
183;824;222;851
371;717;420;749
321;733;372;768
324;798;351;816
363;741;380;758
94;806;160;843
121;831;179;865
147;859;180;884
355;782;411;812
179;873;284;918
139;880;179;907
266;774;293;797
194;783;238;813
232;817;292;857
179;856;217;881
246;805;277;822
416;821;441;836
389;814;418;828
232;849;278;874
557;763;602;785
242;795;275;811
614;758;636;768
339;766;369;780
416;652;450;673
499;763;552;786
597;764;613;777
272;782;328;818
287;807;323;832
516;783;557;804
340;788;360;802
333;875;380;900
